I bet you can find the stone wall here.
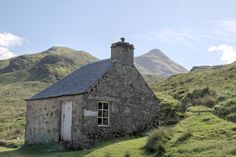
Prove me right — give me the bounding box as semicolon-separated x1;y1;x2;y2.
26;61;159;148
72;62;159;147
25;95;83;144
25;98;60;144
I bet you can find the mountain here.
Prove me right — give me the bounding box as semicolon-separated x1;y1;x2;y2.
0;48;187;85
0;47;98;83
0;47;186;141
1;63;236;157
134;49;188;84
0;47;235;156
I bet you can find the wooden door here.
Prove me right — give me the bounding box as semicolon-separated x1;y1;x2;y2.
61;101;72;141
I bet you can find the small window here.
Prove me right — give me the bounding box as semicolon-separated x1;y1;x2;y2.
98;102;109;126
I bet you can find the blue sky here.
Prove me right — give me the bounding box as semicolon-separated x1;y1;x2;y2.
1;0;236;69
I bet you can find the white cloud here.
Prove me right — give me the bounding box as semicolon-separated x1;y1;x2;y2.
212;20;236;42
0;32;24;60
0;32;23;47
218;20;236;33
0;47;15;60
208;44;236;63
134;28;198;48
134;19;236;48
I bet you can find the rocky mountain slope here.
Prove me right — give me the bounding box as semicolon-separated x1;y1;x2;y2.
0;47;98;83
135;49;188;84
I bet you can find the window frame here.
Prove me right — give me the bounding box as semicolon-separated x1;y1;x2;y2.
97;101;110;127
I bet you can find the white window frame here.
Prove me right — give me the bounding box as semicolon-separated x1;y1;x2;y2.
97;101;109;127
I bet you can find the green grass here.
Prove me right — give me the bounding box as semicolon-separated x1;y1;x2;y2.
0;81;50;140
0;58;11;69
165;106;236;157
145;106;236;157
0;106;235;157
0;137;149;157
151;62;236;124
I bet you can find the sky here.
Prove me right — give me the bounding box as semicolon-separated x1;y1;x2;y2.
1;0;236;69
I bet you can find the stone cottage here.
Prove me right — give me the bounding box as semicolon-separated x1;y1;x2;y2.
25;38;159;148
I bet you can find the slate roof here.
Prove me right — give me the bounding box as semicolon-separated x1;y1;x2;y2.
30;59;113;100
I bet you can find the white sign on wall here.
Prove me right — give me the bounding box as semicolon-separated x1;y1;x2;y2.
84;109;98;117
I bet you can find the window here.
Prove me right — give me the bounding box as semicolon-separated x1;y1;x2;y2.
98;102;109;126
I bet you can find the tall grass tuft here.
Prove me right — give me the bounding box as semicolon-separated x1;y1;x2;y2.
124;150;131;157
176;129;192;143
104;152;112;157
144;128;172;156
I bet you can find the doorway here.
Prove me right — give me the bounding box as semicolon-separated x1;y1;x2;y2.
61;101;72;141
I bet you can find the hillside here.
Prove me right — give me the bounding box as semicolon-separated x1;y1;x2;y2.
0;47;98;83
151;62;236;125
135;49;188;84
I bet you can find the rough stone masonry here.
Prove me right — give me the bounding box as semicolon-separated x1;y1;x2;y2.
25;38;160;148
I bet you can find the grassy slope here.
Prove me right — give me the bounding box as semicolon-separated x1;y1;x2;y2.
0;106;235;157
166;106;236;157
0;47;98;83
0;81;50;140
151;62;236;125
0;58;11;69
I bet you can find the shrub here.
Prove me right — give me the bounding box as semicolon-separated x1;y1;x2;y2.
144;128;172;156
230;148;236;155
124;151;131;157
159;104;181;126
214;98;236;122
0;140;19;148
176;130;192;143
198;96;216;108
183;87;216;108
158;93;182;126
104;152;112;157
231;127;236;131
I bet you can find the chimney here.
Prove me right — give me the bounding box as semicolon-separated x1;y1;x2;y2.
111;37;134;66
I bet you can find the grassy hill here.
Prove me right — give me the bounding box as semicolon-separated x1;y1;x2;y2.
0;47;235;156
0;47;98;83
151;62;236;125
0;81;50;140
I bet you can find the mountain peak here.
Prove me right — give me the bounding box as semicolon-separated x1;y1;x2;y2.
135;49;188;84
144;49;169;59
45;46;76;53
